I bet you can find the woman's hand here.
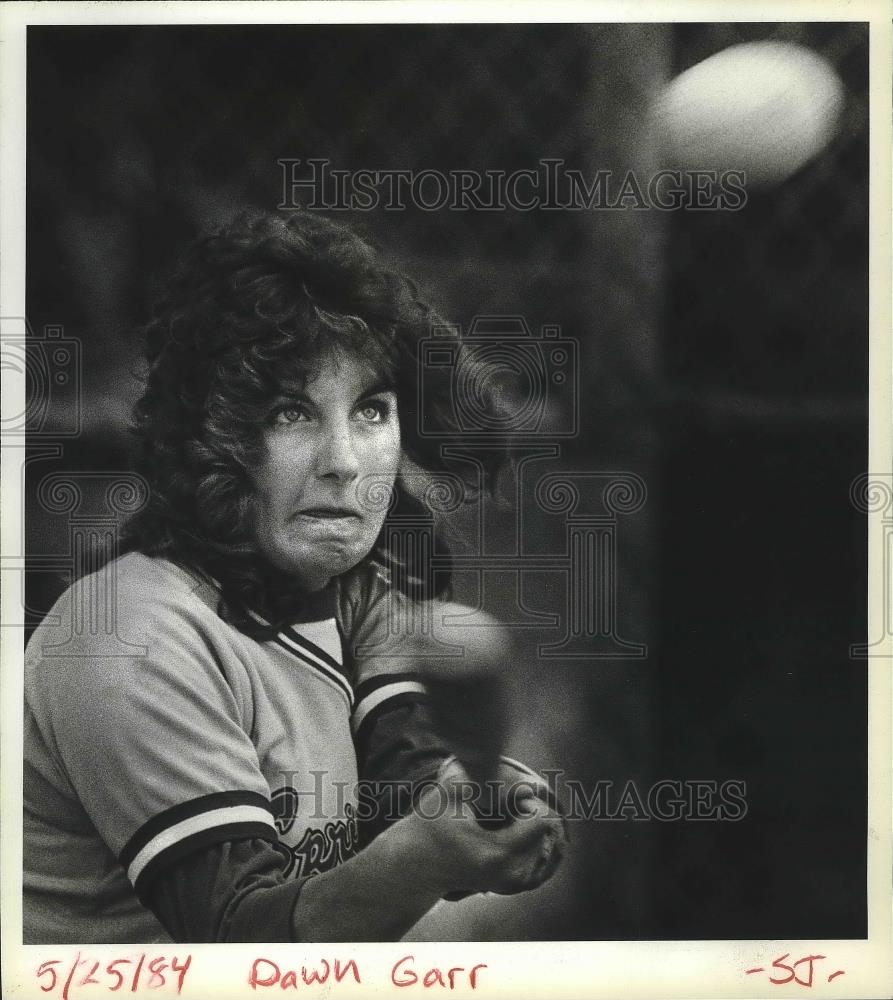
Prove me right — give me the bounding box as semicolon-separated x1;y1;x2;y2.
292;758;566;941
402;758;567;897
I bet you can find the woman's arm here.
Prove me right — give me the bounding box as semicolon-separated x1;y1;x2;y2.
147;826;442;943
148;763;564;943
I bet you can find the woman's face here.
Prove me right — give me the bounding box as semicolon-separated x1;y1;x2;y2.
248;350;401;592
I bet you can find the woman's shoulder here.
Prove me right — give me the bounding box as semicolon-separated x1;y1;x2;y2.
26;552;224;662
117;551;220;608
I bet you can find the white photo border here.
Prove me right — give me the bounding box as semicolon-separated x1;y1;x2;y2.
1;3;890;998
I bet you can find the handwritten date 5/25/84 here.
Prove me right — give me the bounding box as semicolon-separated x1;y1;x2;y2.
746;953;845;987
36;953;191;999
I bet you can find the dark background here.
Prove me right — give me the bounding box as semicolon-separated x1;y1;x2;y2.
25;23;868;940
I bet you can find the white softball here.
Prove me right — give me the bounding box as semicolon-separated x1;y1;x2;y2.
652;41;845;186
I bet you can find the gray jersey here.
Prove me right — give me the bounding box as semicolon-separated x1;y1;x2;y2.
24;553;360;943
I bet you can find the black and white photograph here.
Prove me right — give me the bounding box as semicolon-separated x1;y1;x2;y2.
1;2;890;998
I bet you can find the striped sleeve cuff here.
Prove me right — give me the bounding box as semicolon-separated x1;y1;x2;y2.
120;791;277;899
351;673;429;752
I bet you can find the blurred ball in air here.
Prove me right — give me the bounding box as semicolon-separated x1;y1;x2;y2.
652;41;845;187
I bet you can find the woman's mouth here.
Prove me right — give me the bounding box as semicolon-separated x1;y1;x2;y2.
295;507;361;521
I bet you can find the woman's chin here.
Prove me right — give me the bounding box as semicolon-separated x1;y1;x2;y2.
275;542;371;591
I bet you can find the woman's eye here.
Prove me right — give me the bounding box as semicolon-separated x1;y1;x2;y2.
356;400;389;422
272;405;310;425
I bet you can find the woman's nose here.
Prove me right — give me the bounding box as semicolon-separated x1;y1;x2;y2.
317;424;361;482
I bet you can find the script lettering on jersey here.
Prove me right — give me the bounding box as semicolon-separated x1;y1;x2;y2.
271;792;360;878
36;953;191;999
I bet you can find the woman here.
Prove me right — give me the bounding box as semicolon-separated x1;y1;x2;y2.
23;210;565;944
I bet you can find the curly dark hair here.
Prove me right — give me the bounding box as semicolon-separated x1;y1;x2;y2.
124;209;504;634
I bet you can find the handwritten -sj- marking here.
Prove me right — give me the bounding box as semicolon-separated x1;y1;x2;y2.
745;953;845;987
